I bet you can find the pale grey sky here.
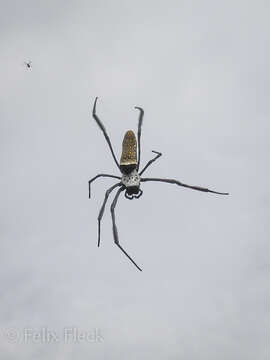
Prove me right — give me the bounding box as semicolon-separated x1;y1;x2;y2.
1;0;270;359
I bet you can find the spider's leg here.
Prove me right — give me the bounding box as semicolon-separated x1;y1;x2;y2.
92;97;120;170
134;106;144;171
139;151;162;176
141;177;229;195
97;182;121;247
111;187;142;271
88;174;121;198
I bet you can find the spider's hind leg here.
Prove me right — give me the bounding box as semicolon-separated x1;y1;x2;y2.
134;106;144;171
110;187;142;271
92;97;120;170
139;151;162;176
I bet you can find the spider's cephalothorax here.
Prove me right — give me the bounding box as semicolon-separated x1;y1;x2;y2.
121;168;141;200
88;97;229;272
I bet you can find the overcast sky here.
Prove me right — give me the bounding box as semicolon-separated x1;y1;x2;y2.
1;0;270;359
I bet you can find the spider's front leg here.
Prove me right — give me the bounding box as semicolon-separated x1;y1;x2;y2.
110;187;142;271
88;174;121;198
97;182;121;247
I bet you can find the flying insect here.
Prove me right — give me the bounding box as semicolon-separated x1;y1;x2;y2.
24;61;32;69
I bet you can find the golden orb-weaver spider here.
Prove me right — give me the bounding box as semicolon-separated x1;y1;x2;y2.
88;98;229;271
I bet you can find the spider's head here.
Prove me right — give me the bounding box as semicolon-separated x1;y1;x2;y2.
126;186;140;195
125;186;143;200
121;169;142;200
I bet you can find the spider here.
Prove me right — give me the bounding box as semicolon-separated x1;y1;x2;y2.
88;97;229;271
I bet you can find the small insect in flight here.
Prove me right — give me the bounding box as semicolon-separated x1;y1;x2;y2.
24;61;32;69
88;97;229;271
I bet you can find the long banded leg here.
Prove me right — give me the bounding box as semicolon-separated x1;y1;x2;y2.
88;174;121;198
141;177;229;195
97;182;121;247
92;97;120;170
134;106;144;171
111;187;142;271
139;151;162;176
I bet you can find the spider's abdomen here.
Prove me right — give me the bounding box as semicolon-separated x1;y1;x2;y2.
121;169;140;194
120;130;137;174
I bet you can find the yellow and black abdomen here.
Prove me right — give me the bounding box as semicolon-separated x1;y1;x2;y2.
120;130;137;174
